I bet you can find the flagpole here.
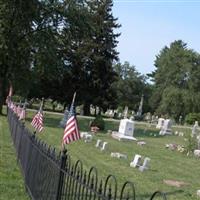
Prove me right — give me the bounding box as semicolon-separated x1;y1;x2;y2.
71;92;76;105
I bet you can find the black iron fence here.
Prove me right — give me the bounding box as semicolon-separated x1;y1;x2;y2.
7;108;167;200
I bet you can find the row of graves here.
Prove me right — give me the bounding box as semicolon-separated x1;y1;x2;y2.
156;117;200;157
80;114;200;197
81;114;200;172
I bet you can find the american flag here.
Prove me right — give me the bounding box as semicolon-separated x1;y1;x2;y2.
31;102;44;132
63;93;80;145
6;84;13;104
19;102;26;120
17;104;22;117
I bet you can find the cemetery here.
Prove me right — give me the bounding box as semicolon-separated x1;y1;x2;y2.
1;1;200;200
12;109;198;200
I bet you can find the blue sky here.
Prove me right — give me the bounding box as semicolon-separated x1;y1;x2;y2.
112;0;200;75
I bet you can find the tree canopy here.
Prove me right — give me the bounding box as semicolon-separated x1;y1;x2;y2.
149;40;200;120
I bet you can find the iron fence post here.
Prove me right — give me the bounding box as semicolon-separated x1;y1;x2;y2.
56;149;67;200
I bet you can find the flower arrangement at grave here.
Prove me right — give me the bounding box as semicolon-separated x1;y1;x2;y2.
90;115;105;132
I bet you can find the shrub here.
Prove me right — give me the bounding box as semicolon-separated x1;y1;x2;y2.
185;113;200;125
90;115;105;130
185;134;198;155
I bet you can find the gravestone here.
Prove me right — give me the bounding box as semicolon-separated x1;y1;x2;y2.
139;157;151;172
159;119;172;135
156;118;165;129
123;106;129;119
101;142;108;151
130;154;142;168
84;134;93;143
110;152;127;159
192;121;199;136
95;139;102;148
136;95;144;117
112;119;137;141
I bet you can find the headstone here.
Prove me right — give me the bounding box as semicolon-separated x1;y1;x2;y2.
130;154;142;168
197;136;200;149
118;112;122;118
59;106;69;128
179;115;183;125
95;139;102;148
136;95;144;117
110;152;127;159
118;119;134;137
137;141;146;146
80;132;89;138
197;190;200;198
194;149;200;158
192;121;199;136
84;134;93;143
123;106;129;119
156;118;165;129
100;142;108;151
159;119;172;135
138;157;150;172
112;119;137;141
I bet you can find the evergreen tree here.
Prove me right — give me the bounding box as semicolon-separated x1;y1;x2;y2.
150;40;200;120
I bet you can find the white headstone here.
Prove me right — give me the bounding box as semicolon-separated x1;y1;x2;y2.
110;152;127;159
100;142;108;151
194;149;200;158
156;118;165;129
139;157;150;172
130;154;142;168
118;119;134;137
192;121;199;136
123;106;129;119
159;119;172;135
95;139;102;148
84;134;93;143
197;190;200;198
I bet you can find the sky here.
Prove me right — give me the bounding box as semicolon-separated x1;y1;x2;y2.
112;0;200;75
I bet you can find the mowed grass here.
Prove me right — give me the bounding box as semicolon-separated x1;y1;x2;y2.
0;112;29;200
23;111;200;200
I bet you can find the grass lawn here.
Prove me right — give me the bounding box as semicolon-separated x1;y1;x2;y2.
23;111;200;200
0;112;29;200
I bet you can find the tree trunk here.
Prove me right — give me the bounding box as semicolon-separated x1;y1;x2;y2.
0;78;6;115
83;102;90;116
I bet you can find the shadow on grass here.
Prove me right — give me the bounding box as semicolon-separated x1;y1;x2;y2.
134;128;161;138
139;189;184;199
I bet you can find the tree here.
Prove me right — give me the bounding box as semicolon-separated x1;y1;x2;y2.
112;62;150;112
0;0;40;114
150;40;200;120
86;0;120;114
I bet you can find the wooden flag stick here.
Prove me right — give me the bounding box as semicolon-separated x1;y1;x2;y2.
71;92;76;105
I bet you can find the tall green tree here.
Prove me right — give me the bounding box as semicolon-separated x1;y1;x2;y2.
112;62;151;112
86;0;120;114
150;40;200;120
0;0;40;114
